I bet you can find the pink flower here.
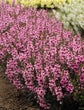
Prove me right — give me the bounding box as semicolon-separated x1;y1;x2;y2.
0;2;84;109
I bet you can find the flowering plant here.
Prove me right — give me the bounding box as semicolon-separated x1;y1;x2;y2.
0;2;84;109
0;0;72;8
53;0;84;35
20;0;72;8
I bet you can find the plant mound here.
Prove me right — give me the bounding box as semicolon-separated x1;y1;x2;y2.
0;2;84;110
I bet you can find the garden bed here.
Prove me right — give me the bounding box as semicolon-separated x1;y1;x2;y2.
0;1;84;110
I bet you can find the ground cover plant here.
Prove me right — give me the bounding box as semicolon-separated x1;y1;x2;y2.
0;0;72;8
0;1;84;110
53;0;84;35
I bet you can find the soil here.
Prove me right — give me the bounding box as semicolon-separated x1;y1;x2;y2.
0;72;40;110
46;9;55;18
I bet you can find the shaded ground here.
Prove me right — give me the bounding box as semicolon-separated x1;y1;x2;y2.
46;9;55;18
0;73;40;110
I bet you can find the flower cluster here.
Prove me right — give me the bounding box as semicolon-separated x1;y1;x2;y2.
0;0;72;8
53;0;84;34
20;0;64;8
0;2;84;109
